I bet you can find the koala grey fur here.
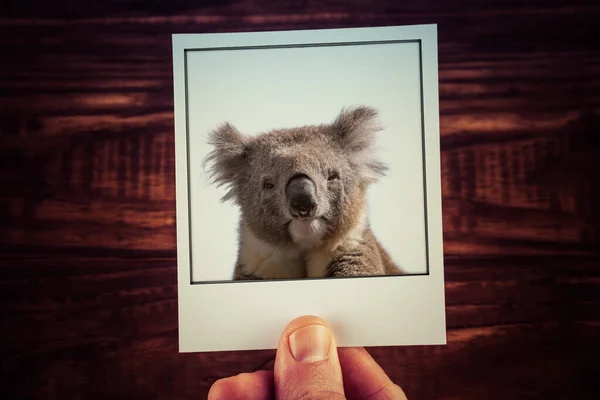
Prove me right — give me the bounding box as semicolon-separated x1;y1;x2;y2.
204;105;403;280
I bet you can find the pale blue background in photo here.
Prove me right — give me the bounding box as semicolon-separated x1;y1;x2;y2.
186;41;427;281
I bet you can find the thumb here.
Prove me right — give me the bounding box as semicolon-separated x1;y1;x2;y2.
274;315;345;399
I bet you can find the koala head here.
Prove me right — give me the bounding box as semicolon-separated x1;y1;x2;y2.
203;106;388;248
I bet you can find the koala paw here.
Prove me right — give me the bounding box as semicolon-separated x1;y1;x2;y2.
325;251;378;278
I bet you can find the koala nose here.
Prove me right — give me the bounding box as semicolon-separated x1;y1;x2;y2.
286;174;318;219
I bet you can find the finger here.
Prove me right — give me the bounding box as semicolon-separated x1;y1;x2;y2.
274;315;345;400
208;370;274;400
338;347;407;400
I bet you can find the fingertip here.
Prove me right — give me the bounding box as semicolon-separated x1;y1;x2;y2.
278;315;337;365
280;315;331;338
338;347;407;399
274;315;345;399
207;378;232;400
208;371;274;400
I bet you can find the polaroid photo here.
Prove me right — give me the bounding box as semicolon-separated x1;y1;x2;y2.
172;24;446;352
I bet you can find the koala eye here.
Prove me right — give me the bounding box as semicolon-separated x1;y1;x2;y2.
262;181;275;190
327;172;340;181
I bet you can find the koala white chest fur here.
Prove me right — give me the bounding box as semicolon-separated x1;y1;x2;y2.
239;206;371;279
239;225;306;279
288;218;326;249
204;105;404;279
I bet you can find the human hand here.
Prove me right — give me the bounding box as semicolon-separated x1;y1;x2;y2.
208;315;407;399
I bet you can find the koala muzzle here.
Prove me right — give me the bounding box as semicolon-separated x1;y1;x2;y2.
286;174;318;219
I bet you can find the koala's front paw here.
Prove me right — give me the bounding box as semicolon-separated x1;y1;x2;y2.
325;251;378;278
235;273;264;281
233;267;265;281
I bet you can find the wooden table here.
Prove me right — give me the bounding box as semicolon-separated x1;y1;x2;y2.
1;1;599;399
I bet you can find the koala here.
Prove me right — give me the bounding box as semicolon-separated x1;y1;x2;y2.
203;105;403;280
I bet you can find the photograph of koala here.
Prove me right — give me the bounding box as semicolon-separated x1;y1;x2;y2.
204;105;404;281
174;24;446;352
181;26;436;284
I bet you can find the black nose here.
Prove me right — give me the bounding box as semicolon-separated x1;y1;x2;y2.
286;174;318;219
290;195;317;218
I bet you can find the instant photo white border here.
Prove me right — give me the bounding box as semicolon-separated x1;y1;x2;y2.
173;24;446;352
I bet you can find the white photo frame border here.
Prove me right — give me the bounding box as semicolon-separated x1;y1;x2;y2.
173;24;446;353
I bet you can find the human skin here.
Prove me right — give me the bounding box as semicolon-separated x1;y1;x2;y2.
208;315;407;400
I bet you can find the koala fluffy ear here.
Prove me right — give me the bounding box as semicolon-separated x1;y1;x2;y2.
330;106;388;183
203;122;249;202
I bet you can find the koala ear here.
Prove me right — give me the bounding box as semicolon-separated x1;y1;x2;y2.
203;122;249;202
330;106;388;183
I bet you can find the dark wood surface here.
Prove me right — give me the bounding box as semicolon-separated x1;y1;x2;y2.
1;1;600;399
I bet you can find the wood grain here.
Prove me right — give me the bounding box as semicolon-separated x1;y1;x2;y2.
1;1;599;399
